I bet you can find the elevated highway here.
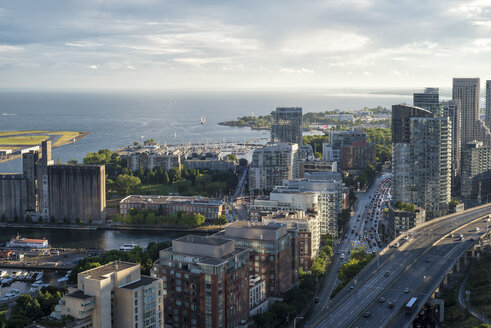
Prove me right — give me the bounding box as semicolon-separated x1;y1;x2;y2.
309;203;491;328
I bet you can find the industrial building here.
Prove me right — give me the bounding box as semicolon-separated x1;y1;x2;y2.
0;140;106;222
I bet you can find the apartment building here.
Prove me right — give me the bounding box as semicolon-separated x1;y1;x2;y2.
277;172;345;235
152;235;250;328
52;261;163;328
271;107;303;145
461;140;491;200
213;221;298;297
248;143;299;193
392;104;452;218
261;210;321;272
248;189;319;222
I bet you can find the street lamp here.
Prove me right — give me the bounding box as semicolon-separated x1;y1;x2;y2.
294;316;304;328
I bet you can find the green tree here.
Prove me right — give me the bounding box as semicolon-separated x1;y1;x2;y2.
311;257;326;276
163;172;170;184
226;153;238;162
173;179;192;194
67;159;78;164
114;174;141;195
215;215;228;227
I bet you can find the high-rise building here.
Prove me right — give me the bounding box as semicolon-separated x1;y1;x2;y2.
413;88;462;181
322;130;375;170
152;235;250;328
452;78;491;146
275;172;345;235
442;100;462;178
392;104;452;218
413;87;440;114
271;107;303;144
461;140;491;201
52;261;163;328
486;80;491;131
248;143;299;193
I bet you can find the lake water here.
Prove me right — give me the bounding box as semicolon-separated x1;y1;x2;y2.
0;89;413;172
0;227;188;250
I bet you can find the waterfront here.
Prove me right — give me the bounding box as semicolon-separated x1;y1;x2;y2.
0;227;189;250
0;90;412;172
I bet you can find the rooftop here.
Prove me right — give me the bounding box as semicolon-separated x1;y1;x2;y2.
80;261;137;280
174;235;231;246
120;195;224;206
65;290;93;300
120;275;159;290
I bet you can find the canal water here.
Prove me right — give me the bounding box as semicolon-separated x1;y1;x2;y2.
0;227;190;250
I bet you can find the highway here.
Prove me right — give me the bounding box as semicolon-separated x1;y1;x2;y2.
309;203;491;328
307;173;392;324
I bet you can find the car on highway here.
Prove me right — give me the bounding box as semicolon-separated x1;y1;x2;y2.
388;302;394;308
385;271;390;277
475;227;480;231
378;297;385;303
337;250;341;254
314;297;319;303
340;254;345;259
363;312;371;318
404;287;410;293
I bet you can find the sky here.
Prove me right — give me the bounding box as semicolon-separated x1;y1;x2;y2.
1;0;491;91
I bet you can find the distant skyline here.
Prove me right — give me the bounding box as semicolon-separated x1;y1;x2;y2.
1;0;491;90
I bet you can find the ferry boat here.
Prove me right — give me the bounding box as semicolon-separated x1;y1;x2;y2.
119;243;137;251
6;235;49;249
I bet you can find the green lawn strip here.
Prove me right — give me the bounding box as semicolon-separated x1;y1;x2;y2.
0;135;49;145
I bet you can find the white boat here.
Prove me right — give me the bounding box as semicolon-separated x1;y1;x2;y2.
4;289;20;298
201;116;206;125
1;276;14;285
119;243;137;251
0;270;7;278
57;273;70;283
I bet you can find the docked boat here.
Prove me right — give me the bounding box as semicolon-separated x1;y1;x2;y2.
1;276;14;285
6;234;49;249
33;271;43;280
57;272;70;283
0;270;7;278
119;243;137;251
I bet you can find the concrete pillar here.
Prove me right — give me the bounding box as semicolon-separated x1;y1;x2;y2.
441;275;448;289
463;253;469;266
455;259;461;272
428;299;445;323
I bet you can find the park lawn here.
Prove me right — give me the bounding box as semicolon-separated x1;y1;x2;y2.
0;135;49;145
137;183;175;195
0;130;47;136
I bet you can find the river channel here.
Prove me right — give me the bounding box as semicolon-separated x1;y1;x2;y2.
0;227;191;250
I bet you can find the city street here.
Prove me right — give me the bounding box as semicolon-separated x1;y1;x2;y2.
307;173;392;325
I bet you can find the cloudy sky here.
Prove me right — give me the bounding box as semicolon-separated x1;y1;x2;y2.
1;0;491;90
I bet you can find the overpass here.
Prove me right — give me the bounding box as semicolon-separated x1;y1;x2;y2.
308;203;491;328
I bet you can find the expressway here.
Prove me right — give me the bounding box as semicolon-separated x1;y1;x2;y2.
309;203;491;328
308;173;392;323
